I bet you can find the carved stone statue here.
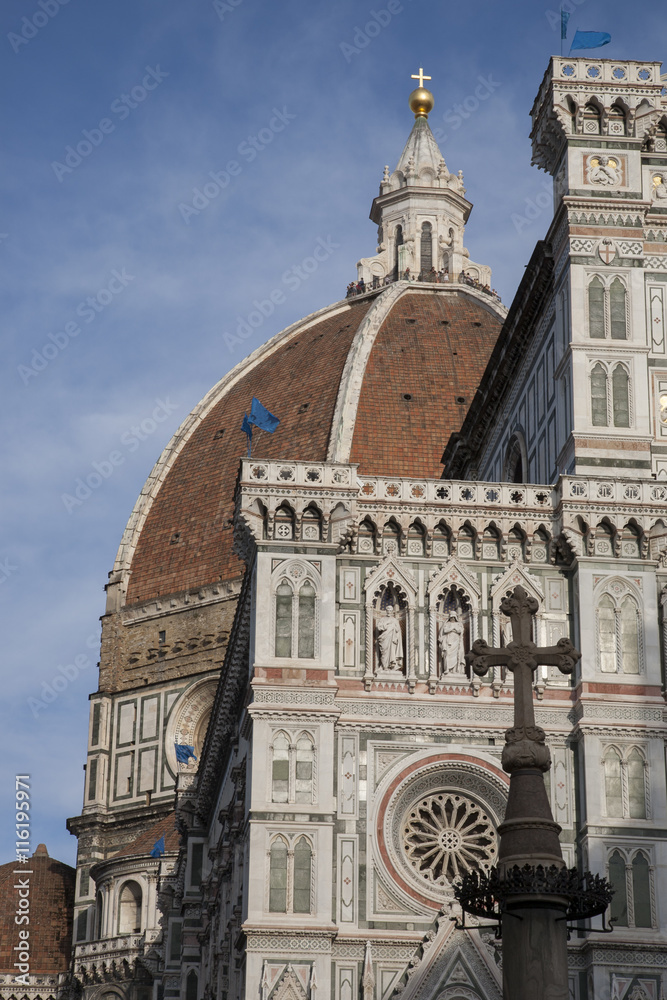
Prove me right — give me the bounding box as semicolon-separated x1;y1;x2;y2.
439;612;465;674
586;154;621;186
376;606;403;671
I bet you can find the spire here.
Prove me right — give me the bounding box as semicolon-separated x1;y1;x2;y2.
362;941;375;1000
356;70;491;289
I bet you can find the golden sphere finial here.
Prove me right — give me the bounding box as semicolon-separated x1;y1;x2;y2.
409;67;434;118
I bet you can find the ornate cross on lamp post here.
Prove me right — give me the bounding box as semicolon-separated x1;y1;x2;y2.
467;585;580;787
454;586;612;1000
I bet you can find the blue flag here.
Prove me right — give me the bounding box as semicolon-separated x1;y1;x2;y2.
175;744;197;764
241;413;253;457
561;10;570;40
150;835;165;858
570;30;611;51
249;397;280;433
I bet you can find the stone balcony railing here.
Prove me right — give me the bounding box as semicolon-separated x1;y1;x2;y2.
74;933;148;973
240;460;667;513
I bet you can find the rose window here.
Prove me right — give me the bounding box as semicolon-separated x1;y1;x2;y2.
403;792;497;884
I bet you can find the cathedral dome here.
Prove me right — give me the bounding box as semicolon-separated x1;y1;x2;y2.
0;845;75;976
113;281;504;607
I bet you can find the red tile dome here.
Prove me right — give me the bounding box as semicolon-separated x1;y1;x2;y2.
114;283;504;606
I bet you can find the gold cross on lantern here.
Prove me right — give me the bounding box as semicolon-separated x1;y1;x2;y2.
411;68;431;88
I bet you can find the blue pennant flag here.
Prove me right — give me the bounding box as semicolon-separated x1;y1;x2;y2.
248;397;280;433
561;10;570;40
241;413;253;457
175;743;197;764
570;29;611;51
150;835;165;858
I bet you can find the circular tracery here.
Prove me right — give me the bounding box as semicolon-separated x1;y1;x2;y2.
403;792;497;885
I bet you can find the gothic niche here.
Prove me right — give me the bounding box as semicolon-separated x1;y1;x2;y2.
432;586;470;691
374;583;406;677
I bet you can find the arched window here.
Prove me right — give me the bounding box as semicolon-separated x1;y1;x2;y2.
432;523;450;557
186;971;198;1000
268;836;313;915
275;582;293;657
407;522;425;556
627;748;647;818
597;590;642;674
609;278;627;340
482;526;500;560
271;732;290;803
117;881;142;934
269;839;288;912
591;364;608;426
274;504;294;540
620;595;640;674
292;838;312;913
609;851;628;926
420;221;433;275
612;364;630;427
301;506;321;541
632;852;652;927
382;520;401;557
597;594;616;672
603;748;623;817
583;102;601;134
607;105;627;136
588;277;605;338
295;734;314;803
297;581;316;658
274;571;318;659
503;434;526;484
654;123;667;152
394;224;404;279
357;518;376;555
588;276;628;340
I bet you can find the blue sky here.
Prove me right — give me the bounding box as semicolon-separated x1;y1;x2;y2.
1;0;665;867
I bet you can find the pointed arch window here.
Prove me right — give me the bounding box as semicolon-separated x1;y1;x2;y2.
632;852;652;927
268;835;313;914
295;734;314;803
588;277;605;338
394;224;404;279
654;123;667;153
607;849;654;929
596;589;642;674
603;748;623;817
273;571;318;659
590;364;608;426
271;730;316;804
583;102;601;134
609;850;628;926
610;279;627;340
275;583;293;657
607;105;627;136
420;222;433;275
627;748;647;818
271;732;290;803
292;837;312;913
269;839;288;912
588;276;628;340
603;744;648;819
186;971;198;1000
612;364;630;427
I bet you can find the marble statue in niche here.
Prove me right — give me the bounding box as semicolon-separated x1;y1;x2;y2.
376;605;404;671
439;612;466;673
